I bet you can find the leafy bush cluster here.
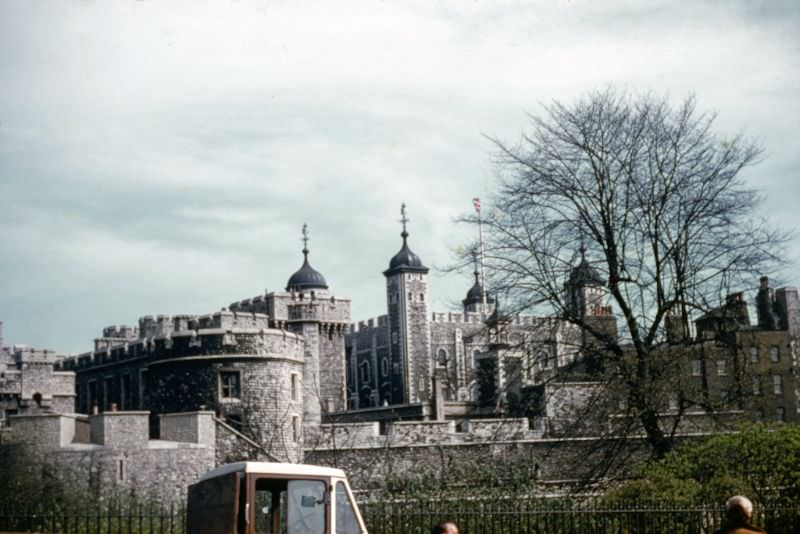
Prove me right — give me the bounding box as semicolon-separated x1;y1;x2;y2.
607;424;800;504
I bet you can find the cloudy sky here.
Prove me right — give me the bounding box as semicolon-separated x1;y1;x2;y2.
1;0;798;354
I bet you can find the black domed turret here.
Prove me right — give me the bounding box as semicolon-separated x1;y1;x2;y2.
286;224;329;292
384;203;429;277
568;245;604;286
463;249;494;307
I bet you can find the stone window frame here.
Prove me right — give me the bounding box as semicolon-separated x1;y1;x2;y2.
716;359;727;376
219;370;242;400
436;348;448;367
691;359;702;377
359;361;370;383
290;373;300;402
292;415;301;443
380;357;389;377
749;347;759;364
770;346;780;363
773;373;783;395
115;456;126;482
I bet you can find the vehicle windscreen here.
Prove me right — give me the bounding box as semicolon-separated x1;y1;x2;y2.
254;478;327;534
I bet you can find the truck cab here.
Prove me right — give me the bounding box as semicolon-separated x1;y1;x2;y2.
187;462;368;534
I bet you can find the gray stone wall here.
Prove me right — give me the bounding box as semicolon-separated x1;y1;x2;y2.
7;411;215;502
160;411;215;445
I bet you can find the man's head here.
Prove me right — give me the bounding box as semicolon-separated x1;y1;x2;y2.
725;495;754;524
431;521;459;534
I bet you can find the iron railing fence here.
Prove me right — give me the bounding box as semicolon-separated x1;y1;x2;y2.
1;500;798;534
0;502;185;534
358;499;800;534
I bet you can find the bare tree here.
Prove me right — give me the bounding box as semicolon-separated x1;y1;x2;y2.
470;89;789;458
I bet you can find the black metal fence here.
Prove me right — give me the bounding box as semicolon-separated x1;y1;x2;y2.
0;502;185;534
359;499;800;534
1;500;798;534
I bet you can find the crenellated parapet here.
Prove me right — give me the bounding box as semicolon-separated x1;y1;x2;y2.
230;291;352;330
59;311;306;373
311;417;539;451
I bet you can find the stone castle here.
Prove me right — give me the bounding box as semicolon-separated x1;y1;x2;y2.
2;206;798;498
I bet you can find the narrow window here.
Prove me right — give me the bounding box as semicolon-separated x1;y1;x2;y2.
359;361;370;383
219;371;241;399
381;358;389;377
292;415;300;442
750;347;759;364
291;373;300;402
436;349;447;367
716;360;726;376
773;374;783;395
117;459;125;482
770;346;780;363
752;376;762;396
691;360;702;377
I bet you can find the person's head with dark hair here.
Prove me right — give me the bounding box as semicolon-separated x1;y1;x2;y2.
725;496;753;525
431;521;459;534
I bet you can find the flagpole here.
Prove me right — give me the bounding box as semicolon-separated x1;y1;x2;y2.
474;197;486;305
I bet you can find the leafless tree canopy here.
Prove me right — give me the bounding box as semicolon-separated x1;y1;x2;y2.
474;89;789;457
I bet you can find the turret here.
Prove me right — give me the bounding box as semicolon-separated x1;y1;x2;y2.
383;203;431;405
463;249;495;315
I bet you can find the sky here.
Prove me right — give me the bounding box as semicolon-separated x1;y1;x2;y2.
1;0;798;354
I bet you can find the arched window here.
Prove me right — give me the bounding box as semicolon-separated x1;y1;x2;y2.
436;349;447;367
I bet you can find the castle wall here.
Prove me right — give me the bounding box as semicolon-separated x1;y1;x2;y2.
7;411;216;502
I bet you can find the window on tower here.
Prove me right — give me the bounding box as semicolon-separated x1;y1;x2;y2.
219;371;241;400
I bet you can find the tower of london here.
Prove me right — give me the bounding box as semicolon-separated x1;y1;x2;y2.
2;204;798;498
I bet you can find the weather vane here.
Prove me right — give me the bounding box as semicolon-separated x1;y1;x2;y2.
302;223;309;254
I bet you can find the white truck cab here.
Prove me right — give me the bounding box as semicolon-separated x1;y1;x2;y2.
187;462;368;534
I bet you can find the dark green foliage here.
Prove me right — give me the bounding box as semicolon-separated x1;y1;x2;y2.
607;424;800;504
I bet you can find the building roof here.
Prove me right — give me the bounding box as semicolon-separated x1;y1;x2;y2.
384;231;429;276
286;224;329;292
286;252;329;292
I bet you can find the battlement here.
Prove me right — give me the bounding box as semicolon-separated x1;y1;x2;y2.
430;311;488;324
350;315;389;333
102;324;138;339
13;346;62;365
315;417;539;450
230;291;352;326
59;318;305;372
